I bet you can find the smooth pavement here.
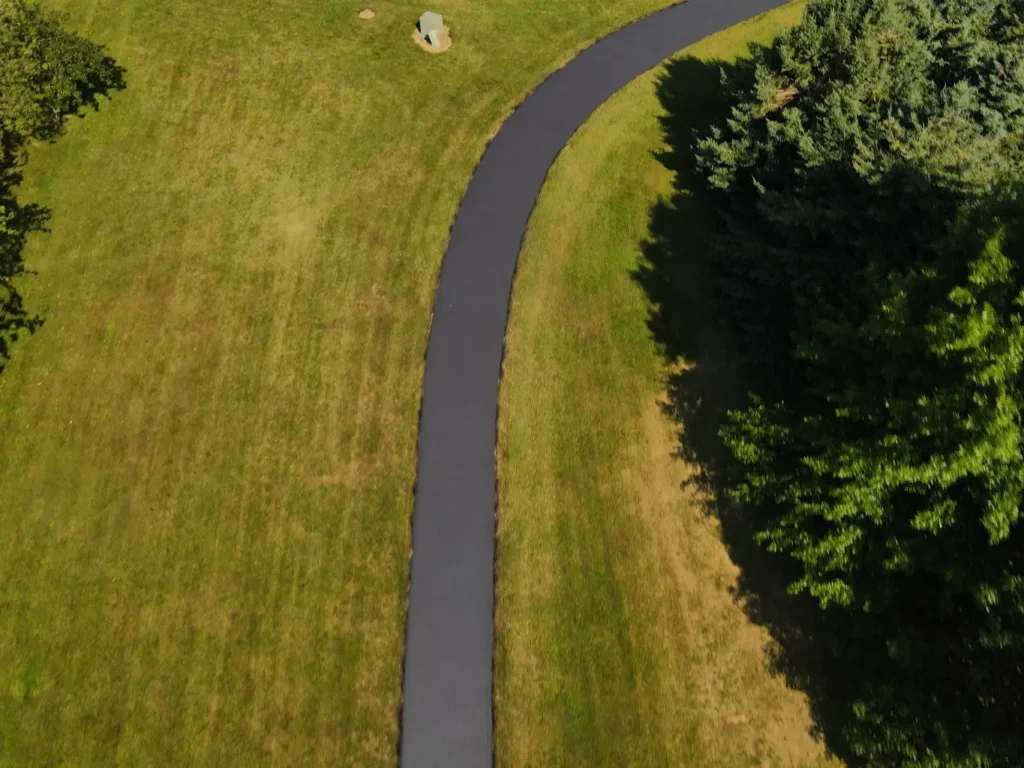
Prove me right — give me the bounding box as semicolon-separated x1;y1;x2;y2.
399;1;791;765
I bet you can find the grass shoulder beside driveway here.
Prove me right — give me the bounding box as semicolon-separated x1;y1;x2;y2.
494;4;841;766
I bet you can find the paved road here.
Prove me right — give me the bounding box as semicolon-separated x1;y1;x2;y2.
399;0;791;765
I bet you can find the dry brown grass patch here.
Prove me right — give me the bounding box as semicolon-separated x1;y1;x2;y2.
624;397;834;766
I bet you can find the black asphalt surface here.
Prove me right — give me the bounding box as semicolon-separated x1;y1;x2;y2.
399;1;791;765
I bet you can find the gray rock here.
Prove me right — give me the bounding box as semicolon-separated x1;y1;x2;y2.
418;11;443;37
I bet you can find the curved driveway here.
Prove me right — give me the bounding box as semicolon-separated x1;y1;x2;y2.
400;0;790;765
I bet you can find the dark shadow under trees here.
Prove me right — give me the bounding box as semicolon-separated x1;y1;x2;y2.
636;52;856;762
636;52;1023;768
0;158;49;366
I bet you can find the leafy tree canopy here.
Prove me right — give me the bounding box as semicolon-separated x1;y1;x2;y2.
0;0;123;364
693;0;1024;764
1;0;124;141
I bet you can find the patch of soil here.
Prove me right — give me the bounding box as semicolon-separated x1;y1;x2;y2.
358;9;375;20
412;25;452;53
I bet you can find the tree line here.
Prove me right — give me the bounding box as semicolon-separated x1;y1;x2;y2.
0;0;123;368
681;0;1024;764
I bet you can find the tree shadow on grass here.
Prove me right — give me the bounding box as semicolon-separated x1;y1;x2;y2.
0;152;49;374
635;51;867;767
0;51;125;375
639;49;1024;768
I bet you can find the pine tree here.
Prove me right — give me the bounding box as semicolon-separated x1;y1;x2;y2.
694;0;1024;763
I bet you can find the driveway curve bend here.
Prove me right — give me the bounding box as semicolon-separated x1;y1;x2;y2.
400;1;790;765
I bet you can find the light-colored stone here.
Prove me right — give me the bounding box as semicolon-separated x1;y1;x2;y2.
418;11;443;37
358;8;375;19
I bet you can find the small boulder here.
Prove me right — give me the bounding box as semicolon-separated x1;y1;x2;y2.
418;11;443;38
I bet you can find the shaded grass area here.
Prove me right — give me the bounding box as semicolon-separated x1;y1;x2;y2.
0;1;694;765
494;4;840;766
641;11;1024;768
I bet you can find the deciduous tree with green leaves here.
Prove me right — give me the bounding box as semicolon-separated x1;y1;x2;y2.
694;0;1024;764
0;0;123;365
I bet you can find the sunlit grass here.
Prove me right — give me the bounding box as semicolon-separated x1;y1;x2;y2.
494;4;840;766
0;1;691;764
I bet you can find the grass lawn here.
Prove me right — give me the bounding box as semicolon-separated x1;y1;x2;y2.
0;1;702;765
494;4;842;766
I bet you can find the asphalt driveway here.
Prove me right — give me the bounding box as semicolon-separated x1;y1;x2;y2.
400;1;791;764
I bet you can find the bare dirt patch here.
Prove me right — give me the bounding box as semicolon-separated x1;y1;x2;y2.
358;9;375;20
412;26;452;53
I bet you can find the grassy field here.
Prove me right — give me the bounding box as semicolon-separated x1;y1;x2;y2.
0;1;702;765
493;4;842;766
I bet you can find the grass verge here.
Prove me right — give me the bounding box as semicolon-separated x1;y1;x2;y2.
0;1;691;764
494;4;841;765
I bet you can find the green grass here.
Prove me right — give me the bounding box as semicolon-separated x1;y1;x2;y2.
494;4;842;766
0;1;705;765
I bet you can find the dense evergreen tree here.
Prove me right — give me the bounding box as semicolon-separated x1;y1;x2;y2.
694;0;1024;763
0;0;123;365
701;0;1024;375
